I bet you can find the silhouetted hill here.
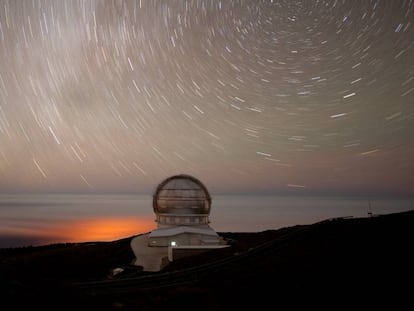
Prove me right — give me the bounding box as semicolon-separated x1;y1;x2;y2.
1;209;413;310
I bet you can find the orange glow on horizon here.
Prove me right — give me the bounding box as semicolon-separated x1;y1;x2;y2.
59;217;155;243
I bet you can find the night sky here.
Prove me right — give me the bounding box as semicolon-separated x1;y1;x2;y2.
0;0;413;196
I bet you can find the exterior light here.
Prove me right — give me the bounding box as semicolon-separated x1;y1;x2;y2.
170;241;177;247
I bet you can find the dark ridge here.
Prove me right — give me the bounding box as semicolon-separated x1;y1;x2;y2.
1;210;413;310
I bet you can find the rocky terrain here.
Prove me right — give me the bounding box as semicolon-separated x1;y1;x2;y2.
1;209;413;310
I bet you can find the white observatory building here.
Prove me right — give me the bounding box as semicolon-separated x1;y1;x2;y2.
130;174;227;272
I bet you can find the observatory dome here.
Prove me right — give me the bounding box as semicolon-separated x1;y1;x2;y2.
153;174;211;216
131;174;225;272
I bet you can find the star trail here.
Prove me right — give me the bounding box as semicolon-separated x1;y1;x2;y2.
0;0;413;196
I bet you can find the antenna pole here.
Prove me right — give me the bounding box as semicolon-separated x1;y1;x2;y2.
368;200;373;217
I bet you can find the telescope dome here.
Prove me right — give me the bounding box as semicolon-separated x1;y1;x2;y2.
153;174;212;216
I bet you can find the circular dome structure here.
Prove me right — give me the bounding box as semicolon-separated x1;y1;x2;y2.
153;174;212;226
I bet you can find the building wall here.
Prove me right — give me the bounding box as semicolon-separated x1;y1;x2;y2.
149;232;220;247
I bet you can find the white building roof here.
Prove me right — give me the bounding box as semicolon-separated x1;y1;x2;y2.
149;225;219;238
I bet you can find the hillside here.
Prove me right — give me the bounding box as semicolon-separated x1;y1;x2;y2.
1;209;413;310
